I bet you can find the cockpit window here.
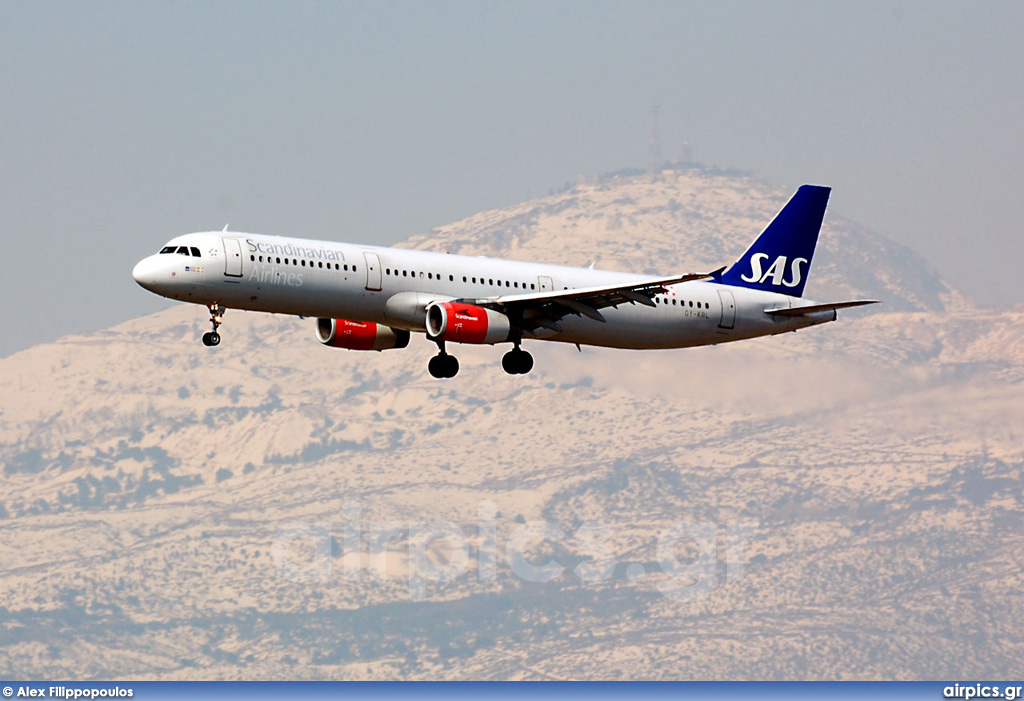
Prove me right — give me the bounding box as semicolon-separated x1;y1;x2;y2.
176;246;191;255
189;247;201;257
160;246;176;254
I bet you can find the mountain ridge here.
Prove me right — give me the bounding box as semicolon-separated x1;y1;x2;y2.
402;167;963;314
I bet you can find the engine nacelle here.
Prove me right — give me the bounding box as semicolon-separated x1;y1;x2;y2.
316;318;410;351
425;302;511;344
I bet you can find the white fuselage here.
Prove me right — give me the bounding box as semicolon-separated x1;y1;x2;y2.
132;231;835;350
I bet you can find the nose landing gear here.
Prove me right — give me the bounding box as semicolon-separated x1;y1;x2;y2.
202;304;225;347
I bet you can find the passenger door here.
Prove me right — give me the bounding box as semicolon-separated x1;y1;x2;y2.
363;251;382;291
223;238;243;277
717;289;736;329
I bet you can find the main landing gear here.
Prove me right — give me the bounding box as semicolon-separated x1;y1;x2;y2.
201;303;225;347
501;346;534;375
428;341;460;379
427;339;535;379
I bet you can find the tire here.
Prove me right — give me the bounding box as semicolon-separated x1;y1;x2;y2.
208;331;221;346
503;350;533;375
518;351;534;374
502;351;518;375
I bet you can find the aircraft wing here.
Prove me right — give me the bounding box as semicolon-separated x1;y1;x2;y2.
468;269;719;328
764;300;879;317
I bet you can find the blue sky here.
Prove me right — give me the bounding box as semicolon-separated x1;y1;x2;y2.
2;1;1021;356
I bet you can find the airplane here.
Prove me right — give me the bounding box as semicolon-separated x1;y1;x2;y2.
132;185;877;378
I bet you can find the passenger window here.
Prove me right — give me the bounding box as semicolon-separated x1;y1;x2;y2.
301;260;306;267
276;257;281;264
531;284;535;290
450;275;454;281
345;264;349;271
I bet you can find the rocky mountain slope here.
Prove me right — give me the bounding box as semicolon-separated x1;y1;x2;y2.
1;167;1021;680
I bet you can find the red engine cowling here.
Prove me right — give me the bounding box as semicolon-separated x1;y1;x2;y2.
425;302;511;344
316;318;410;351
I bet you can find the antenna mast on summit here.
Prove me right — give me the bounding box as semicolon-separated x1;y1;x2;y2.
649;105;662;173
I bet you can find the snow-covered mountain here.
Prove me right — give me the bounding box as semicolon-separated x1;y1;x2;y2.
0;167;1021;680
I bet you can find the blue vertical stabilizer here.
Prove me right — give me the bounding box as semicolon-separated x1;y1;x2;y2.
718;185;830;298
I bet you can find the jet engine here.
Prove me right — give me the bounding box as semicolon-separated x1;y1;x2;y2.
316;318;410;351
425;302;511;344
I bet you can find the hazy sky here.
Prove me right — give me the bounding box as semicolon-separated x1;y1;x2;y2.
2;1;1021;357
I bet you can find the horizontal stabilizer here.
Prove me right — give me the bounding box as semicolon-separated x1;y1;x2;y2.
765;300;879;317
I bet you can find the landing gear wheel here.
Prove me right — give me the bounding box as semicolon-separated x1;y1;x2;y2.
501;351;517;374
429;354;459;379
517;350;533;374
502;349;534;375
207;331;221;346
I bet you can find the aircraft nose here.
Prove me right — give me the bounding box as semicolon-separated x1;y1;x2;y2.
132;255;162;291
